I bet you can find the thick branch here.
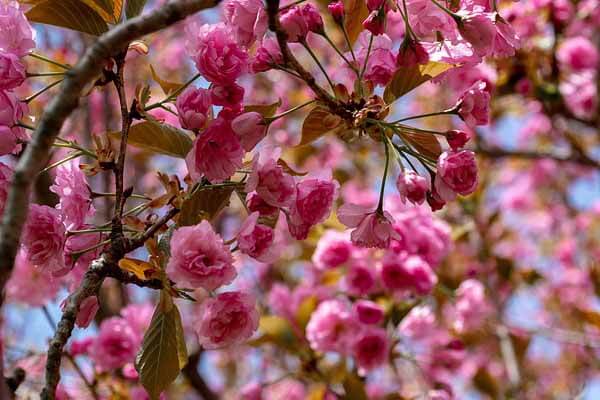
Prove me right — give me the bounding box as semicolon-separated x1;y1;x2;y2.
478;146;600;169
0;0;220;308
183;351;220;400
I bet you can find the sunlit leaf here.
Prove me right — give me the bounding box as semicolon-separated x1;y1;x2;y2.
81;0;123;23
244;99;282;118
109;121;193;158
295;295;317;329
342;0;369;45
384;62;454;103
118;257;159;280
26;0;109;36
397;128;442;160
178;185;235;226
342;373;368;400
126;0;148;18
150;65;184;97
135;291;187;400
251;315;296;349
579;308;600;328
298;106;342;146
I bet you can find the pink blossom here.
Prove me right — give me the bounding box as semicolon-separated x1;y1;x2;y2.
252;37;283;73
312;230;353;270
436;150;478;198
398;305;436;337
288;178;338;239
344;261;377;296
397;39;429;67
557;36;598;72
354;300;384;325
452;279;492;333
89;317;138;370
210;82;245;108
0;2;35;57
559;72;598;120
396;171;429;205
0;161;13;215
231;111;268;151
280;6;308;42
0;90;28;155
74;296;99;328
352;327;389;372
381;254;437;295
22;204;66;275
458;12;496;57
70;337;93;357
120;303;154;345
50;160;94;230
247;192;279;216
0;52;25;90
186;22;248;84
302;3;324;34
306;299;359;353
491;17;520;58
457;81;491;126
223;0;267;47
186;117;244;183
446;129;470;150
167;220;236;291
246;152;296;208
64;231;104;283
238;382;263;400
5;250;60;306
405;0;458;41
195;291;259;349
364;46;396;86
175;86;212;131
238;211;287;263
338;203;400;248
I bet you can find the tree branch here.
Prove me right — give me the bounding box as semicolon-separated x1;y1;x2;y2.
0;0;220;309
477;145;600;169
182;350;220;400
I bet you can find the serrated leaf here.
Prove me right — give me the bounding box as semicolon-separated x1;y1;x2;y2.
383;62;454;103
126;0;148;18
298;107;342;146
109;121;193;158
244;99;282;118
397;127;442;160
81;0;122;24
178;185;234;226
136;291;187;400
342;374;368;400
342;0;369;45
118;257;159;280
26;0;109;36
150;65;184;97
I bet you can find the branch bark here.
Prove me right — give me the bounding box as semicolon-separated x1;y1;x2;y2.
182;351;220;400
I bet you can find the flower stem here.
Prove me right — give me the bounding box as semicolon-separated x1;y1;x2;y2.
377;132;390;213
26;71;67;78
145;73;201;111
27;52;70;70
390;108;456;124
40;152;83;174
359;34;374;81
302;42;336;93
341;24;359;66
322;32;358;74
268;99;316;122
23;79;64;103
430;0;460;21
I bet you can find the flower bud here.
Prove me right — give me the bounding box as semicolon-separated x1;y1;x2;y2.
328;1;345;24
445;129;470;150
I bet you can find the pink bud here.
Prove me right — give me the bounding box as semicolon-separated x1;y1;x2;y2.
328;1;345;24
445;129;470;150
396;171;429;205
396;40;429;67
302;3;324;34
363;10;385;36
354;300;385;325
280;6;309;42
367;0;385;12
210;82;245;109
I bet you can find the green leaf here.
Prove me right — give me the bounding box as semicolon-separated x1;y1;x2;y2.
244;99;282;118
109;121;193;158
383;62;454;104
249;315;297;350
126;0;148;18
81;0;122;23
298;106;343;146
342;0;369;45
26;0;109;36
136;291;188;400
178;185;235;226
342;373;368;400
150;65;184;97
